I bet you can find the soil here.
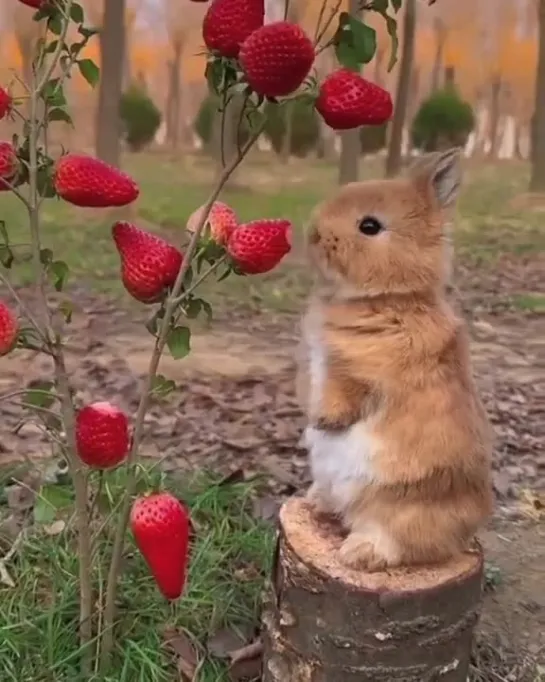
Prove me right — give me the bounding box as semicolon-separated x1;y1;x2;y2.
1;284;544;680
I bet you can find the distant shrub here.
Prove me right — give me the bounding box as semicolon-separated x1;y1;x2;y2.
119;85;162;152
360;122;388;154
263;99;320;157
194;95;257;151
411;87;475;152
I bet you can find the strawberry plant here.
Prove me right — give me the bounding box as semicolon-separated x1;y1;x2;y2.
0;0;403;676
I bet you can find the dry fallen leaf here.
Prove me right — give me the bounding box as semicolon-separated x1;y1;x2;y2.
163;626;200;681
228;639;263;681
519;489;545;521
207;628;246;659
43;520;66;536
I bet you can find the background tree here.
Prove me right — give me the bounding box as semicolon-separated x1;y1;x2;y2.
531;0;545;190
385;0;416;177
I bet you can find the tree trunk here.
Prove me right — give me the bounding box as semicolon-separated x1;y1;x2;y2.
95;0;126;167
530;0;545;190
488;76;502;159
385;0;416;177
262;497;484;682
430;18;446;92
165;40;183;151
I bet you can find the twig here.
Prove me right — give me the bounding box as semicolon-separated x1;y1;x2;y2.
99;119;266;674
0;527;27;588
313;0;329;42
314;0;343;48
0;273;49;346
171;255;227;305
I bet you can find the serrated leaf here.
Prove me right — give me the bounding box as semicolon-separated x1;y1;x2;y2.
24;381;55;409
166;326;191;360
48;107;73;125
385;15;399;71
77;59;100;88
49;260;69;291
70;2;84;23
151;374;177;398
34;485;73;524
40;248;53;266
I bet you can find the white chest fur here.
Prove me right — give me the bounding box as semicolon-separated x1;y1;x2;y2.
302;304;382;513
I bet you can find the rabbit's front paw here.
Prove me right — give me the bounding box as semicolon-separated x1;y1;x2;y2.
339;524;400;572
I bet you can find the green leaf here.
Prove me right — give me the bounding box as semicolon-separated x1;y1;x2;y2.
43;78;67;107
47;14;63;36
205;59;224;96
334;15;377;69
49;260;69;291
70;2;84;23
24;381;56;409
40;248;53;266
58;300;73;323
34;485;73;524
0;221;8;246
0;245;14;269
77;59;100;88
185;298;202;319
78;25;100;40
166;326;191;360
44;39;59;54
385;15;399;71
390;0;402;12
48;107;73;125
201;300;213;322
36;165;56;198
151;374;177;398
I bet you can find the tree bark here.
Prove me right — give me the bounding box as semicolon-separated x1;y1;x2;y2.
262;497;484;682
95;0;126;167
385;0;416;177
530;0;545;190
338;0;362;185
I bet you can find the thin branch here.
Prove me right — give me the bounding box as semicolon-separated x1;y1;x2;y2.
172;254;227;305
315;0;343;48
99;119;266;674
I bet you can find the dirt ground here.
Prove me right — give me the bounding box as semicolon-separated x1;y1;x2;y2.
1;279;544;678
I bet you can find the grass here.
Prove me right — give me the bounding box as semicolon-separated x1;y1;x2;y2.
2;153;544;316
0;463;275;681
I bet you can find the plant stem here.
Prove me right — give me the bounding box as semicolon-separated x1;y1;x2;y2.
26;3;94;673
99;122;265;674
171;254;227;305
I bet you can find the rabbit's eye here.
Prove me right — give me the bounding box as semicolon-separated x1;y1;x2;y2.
357;216;383;236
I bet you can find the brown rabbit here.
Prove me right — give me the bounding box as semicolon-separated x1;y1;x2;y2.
298;148;493;572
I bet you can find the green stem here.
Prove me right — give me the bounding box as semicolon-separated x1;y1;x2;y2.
99;120;266;674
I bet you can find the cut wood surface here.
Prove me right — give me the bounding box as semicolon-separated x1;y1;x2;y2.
262;496;484;682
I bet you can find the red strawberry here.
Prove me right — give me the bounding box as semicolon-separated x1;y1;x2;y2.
316;69;393;130
186;201;238;246
112;222;184;303
0;301;18;356
75;401;130;469
131;493;190;600
0;87;12;120
54;154;139;208
17;0;45;7
203;0;264;58
240;21;314;98
227;219;291;274
0;141;17;192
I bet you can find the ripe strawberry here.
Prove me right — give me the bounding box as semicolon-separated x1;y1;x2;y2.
112;222;184;303
17;0;44;7
227;219;291;274
0;142;17;192
131;493;190;600
203;0;264;58
54;154;139;208
75;401;130;469
316;69;393;130
0;87;12;120
186;201;238;246
240;21;314;98
0;301;18;356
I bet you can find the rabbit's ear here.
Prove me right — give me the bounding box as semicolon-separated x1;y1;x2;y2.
410;148;462;209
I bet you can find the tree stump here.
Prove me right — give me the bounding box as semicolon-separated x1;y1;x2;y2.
262;497;484;682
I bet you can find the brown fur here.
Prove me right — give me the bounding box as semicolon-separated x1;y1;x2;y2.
298;149;494;571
